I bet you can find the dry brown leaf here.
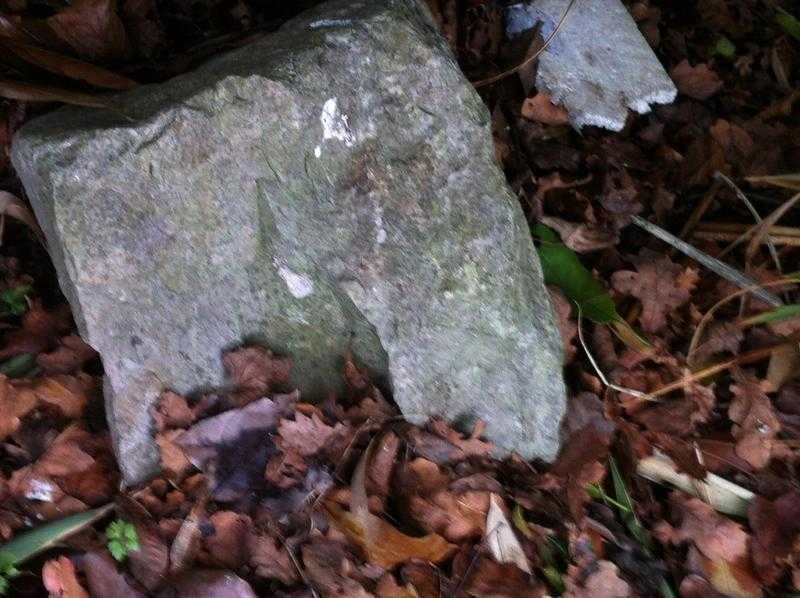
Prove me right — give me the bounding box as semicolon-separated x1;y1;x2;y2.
204;511;251;569
248;531;299;586
222;345;292;405
1;39;135;89
0;190;44;241
47;0;128;61
42;556;90;598
0;79;108;107
277;411;351;458
748;491;800;585
37;336;97;375
326;500;456;569
612;250;698;332
0;374;38;439
547;286;577;363
521;92;569;125
127;526;168;592
564;560;631;597
670;60;723;100
729;375;780;469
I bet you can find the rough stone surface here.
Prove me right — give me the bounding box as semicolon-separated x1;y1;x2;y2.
505;0;677;131
12;0;566;483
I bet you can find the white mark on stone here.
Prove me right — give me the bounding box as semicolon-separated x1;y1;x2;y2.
320;97;355;147
309;18;353;29
278;266;314;298
314;145;322;158
374;204;387;245
26;479;55;502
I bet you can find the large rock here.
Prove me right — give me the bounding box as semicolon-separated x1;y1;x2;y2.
12;0;565;483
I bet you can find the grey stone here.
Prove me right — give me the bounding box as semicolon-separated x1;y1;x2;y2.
505;0;677;131
12;0;566;484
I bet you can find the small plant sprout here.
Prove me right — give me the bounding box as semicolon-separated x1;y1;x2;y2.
105;520;139;562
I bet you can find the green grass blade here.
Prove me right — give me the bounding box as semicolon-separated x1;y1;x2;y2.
741;304;800;327
0;504;113;565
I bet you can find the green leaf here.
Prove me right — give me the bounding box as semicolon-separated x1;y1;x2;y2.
0;354;37;378
105;519;139;561
0;285;31;317
712;36;736;58
533;225;619;323
776;8;800;42
741;304;800;327
0;505;112;567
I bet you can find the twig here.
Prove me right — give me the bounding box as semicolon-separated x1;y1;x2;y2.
471;0;578;88
631;215;782;307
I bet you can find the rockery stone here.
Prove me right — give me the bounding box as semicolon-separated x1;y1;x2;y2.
12;0;566;483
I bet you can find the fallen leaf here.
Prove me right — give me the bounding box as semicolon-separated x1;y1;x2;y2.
0;190;44;241
564;559;631;598
670;60;724;100
428;418;493;459
47;0;128;61
277;411;351;459
326;500;455;569
42;555;90;598
247;531;299;586
327;440;456;569
124;527;167;592
0;79;108;107
169;499;206;575
485;494;531;573
521;92;569;125
79;551;145;598
166;569;257;598
729;375;780;469
177;392;297;501
748;491;800;584
612;249;698;332
152;390;195;431
204;511;251;569
0;301;72;361
1;39;136;89
222;345;292;405
302;538;372;598
0;374;38;439
547;286;578;363
660;494;761;597
451;548;543;597
37;336;97;375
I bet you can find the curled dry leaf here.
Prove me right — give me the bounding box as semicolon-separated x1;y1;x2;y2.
670;60;724;100
521;92;569;125
485;494;531;574
547;286;578;363
42;555;90;598
0;190;44;242
127;525;168;592
167;569;257;598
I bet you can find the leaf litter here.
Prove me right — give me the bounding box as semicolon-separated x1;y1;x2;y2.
0;0;798;596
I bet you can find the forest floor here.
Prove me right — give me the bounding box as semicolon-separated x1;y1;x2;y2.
0;0;798;596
